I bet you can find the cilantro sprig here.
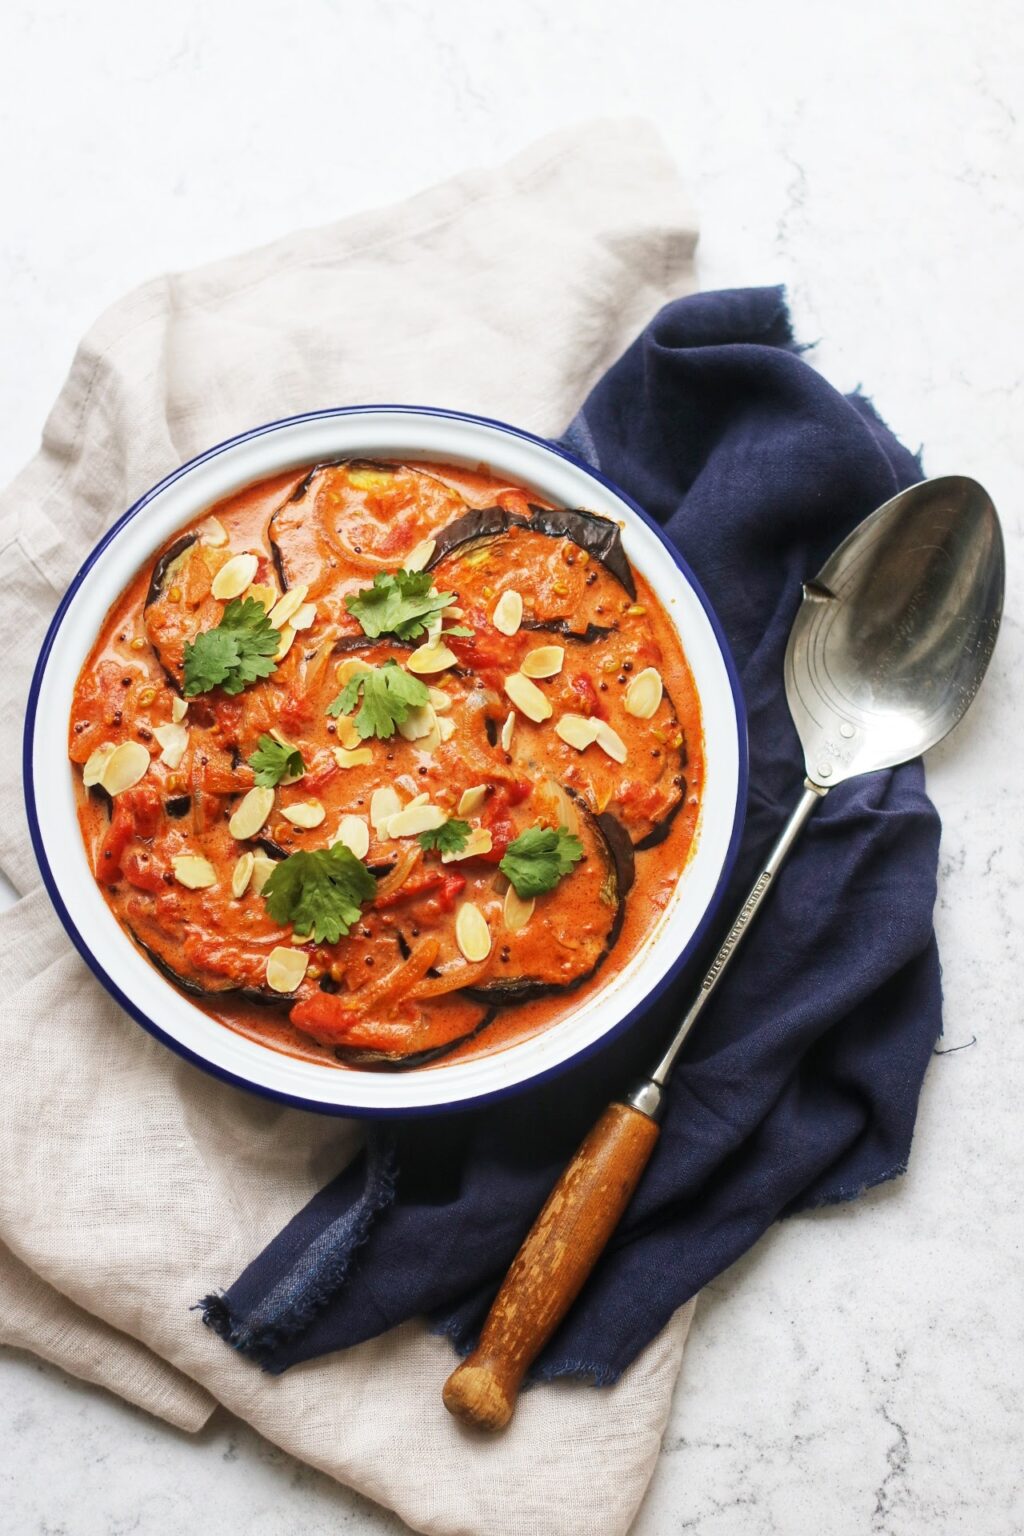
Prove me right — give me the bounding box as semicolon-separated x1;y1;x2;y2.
261;843;376;944
327;660;430;739
418;819;471;856
248;734;305;788
182;598;279;697
499;825;584;899
345;569;456;642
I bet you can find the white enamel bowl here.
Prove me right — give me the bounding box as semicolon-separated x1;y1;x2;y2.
25;407;747;1117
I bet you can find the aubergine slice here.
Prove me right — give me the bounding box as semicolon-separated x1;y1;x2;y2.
463;793;633;1008
332;998;499;1071
129;929;284;1009
146;534;197;607
426;503;634;597
268;460;469;595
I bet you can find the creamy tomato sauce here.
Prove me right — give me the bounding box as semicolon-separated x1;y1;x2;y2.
69;460;703;1071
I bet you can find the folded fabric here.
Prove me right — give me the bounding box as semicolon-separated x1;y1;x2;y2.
204;285;943;1381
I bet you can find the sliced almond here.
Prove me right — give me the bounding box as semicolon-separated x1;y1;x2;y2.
407;792;431;809
492;589;523;636
335;657;372;687
520;645;565;679
407;641;458;675
211;552;259;600
500;712;515;752
334;715;361;750
397;704;437;742
171;854;217;890
428;687;452;713
436;715;457;743
624;666;664;719
333;745;374;769
370;786;403;832
268;584;309;629
99;741;151;796
266;946;309;994
82;742;116;788
405;537;436;572
197;515;228;547
231;851;255;898
503;885;535;932
504;672;552;723
455;902;492;963
290;603;316;631
249;849;277;895
595;721;628;763
274;625;296;662
555;713;602;751
247;582;277;610
386;803;446;838
458;784;489;816
332;814;370;859
282;801;325;829
170;696;188;724
228;785;275;840
442;827;493;864
153;722;189;770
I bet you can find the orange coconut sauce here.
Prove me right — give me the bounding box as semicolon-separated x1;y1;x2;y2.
69;460;703;1071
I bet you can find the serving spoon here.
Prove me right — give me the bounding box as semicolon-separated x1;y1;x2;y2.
442;474;1004;1431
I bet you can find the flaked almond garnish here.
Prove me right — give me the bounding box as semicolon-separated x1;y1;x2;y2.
266;946;309;994
386;803;446;838
458;784;489;816
83;742;116;788
436;715;456;743
153;722;189;770
428;687;452;713
100;741;151;796
370;786;403;831
595;721;628;763
335;656;373;687
268;583;309;629
442;827;493;864
407;792;430;808
405;537;436;572
555;713;602;751
197;516;228;547
228;785;275;840
334;743;374;768
500;711;515;751
274;625;296;662
171;696;188;724
231;851;255;898
282;800;326;828
503;885;535;931
456;901;492;963
492;589;523;636
171;854;217;890
624;666;663;719
332;814;370;859
247;582;277;610
407;640;458;675
520;645;565;679
211;552;259;600
397;703;437;741
504;672;552;723
290;603;316;631
334;715;361;750
249;849;277;895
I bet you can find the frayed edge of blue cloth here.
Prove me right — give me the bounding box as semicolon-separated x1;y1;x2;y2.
198;1130;398;1366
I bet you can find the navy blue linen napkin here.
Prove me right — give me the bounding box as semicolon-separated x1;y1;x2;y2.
201;287;942;1382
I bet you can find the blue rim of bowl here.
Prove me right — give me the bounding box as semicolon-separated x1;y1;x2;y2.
23;404;749;1119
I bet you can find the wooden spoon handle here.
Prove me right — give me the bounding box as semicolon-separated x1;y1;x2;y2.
442;1101;660;1431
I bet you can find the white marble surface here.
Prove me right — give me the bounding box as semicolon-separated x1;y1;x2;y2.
2;1;1022;1532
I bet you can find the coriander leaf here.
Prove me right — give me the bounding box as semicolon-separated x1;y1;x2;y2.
247;733;305;788
345;569;457;641
182;597;279;697
418;819;471;855
499;824;584;899
443;625;474;638
326;660;429;739
262;843;377;944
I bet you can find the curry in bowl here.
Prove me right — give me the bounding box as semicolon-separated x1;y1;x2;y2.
69;460;703;1069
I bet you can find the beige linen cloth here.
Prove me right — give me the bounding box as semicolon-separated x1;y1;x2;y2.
0;121;698;1536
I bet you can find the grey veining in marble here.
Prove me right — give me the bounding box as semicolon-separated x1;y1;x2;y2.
1;1;1022;1532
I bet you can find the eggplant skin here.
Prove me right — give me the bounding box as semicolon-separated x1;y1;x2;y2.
521;617;615;645
129;930;284;1008
426;503;636;597
145;534;197;607
333;1007;499;1071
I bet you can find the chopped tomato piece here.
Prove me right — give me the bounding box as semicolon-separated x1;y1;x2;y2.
569;673;603;719
290;991;361;1043
121;850;167;893
507;778;532;806
97;803;134;884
